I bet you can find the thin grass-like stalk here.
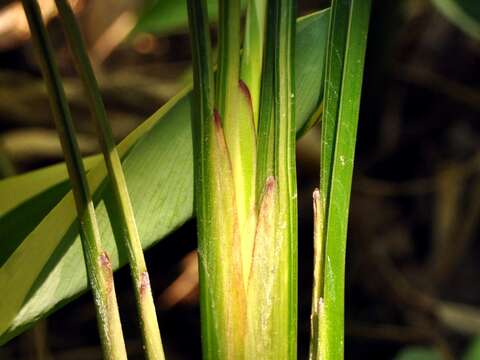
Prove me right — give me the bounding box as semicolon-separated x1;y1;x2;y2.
53;1;165;358
271;1;298;356
186;0;218;358
21;1;127;359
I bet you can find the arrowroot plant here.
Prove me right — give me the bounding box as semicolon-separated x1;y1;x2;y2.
0;0;371;359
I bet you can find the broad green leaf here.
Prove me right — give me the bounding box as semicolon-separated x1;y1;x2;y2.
0;88;192;343
0;10;329;344
133;0;246;36
0;156;98;217
432;0;480;40
134;0;218;35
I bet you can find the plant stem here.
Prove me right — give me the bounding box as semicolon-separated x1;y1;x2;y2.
186;0;219;358
54;1;165;358
188;0;297;358
252;1;298;357
21;1;127;359
272;1;298;357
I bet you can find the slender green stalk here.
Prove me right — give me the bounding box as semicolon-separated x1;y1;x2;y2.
53;1;165;358
21;1;127;359
271;1;298;356
317;1;372;359
186;1;222;358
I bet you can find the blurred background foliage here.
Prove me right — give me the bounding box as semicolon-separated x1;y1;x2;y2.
0;0;480;359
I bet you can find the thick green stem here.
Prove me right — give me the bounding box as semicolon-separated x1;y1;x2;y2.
54;1;165;358
188;0;297;358
21;1;127;359
252;1;298;357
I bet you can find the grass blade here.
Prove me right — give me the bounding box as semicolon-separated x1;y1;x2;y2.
186;1;227;358
20;1;127;359
317;0;372;359
53;0;165;358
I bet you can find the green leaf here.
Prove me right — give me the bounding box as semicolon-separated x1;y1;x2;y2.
318;0;371;359
0;88;193;344
295;11;328;137
0;156;99;219
133;0;246;36
133;0;217;35
0;10;330;344
394;347;441;360
432;0;480;40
